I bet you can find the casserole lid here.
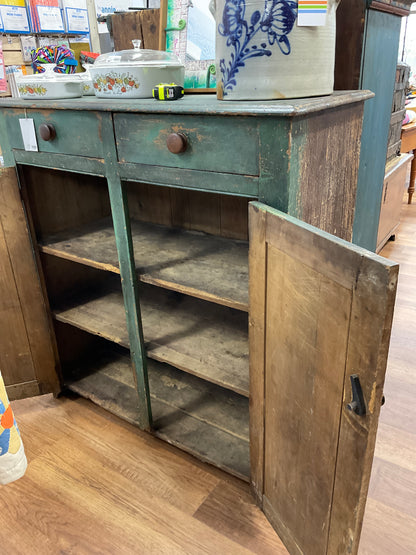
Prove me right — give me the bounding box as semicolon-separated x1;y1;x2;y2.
16;65;82;84
94;40;183;68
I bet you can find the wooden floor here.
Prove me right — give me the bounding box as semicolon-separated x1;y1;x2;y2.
1;201;415;554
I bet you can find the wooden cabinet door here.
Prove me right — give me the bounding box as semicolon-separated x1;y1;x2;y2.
249;202;398;555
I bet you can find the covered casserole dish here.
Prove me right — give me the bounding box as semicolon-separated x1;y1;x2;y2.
89;45;185;99
16;65;83;100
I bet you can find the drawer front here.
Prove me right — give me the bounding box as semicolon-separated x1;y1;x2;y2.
4;110;104;159
114;113;260;176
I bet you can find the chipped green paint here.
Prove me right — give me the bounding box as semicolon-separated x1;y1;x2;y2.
101;112;152;431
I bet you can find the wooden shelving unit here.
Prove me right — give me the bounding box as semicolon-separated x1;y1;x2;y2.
29;167;250;479
0;94;396;553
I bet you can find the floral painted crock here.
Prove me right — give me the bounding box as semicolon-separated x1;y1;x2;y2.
216;0;342;100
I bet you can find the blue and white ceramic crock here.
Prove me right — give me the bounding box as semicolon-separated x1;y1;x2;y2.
215;0;341;100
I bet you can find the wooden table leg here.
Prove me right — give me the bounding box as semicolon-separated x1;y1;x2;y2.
408;150;416;204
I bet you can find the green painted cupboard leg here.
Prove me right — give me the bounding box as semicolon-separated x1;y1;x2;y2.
101;113;152;430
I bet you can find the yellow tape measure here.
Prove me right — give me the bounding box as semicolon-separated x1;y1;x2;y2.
152;83;184;101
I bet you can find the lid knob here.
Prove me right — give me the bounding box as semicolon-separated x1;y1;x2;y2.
166;132;188;154
132;39;141;50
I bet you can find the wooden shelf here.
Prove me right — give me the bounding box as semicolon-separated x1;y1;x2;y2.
40;217;249;311
53;283;249;397
65;347;249;480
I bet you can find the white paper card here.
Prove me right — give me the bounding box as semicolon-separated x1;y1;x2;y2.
37;6;64;32
65;7;89;33
297;2;327;27
19;119;38;152
0;6;30;33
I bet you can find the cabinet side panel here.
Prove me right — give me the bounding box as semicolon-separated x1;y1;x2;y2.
0;205;37;389
352;10;402;250
0;166;59;396
295;104;364;241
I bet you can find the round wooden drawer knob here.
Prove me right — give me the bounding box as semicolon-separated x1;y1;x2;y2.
39;123;56;141
166;132;187;154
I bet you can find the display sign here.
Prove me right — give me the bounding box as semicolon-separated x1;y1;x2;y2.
37;5;64;32
0;5;30;33
95;0;145;17
19;119;38;152
65;7;89;33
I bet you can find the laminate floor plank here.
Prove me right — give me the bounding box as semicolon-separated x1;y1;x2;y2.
359;200;416;554
193;481;288;554
6;394;261;555
367;457;416;520
359;499;416;555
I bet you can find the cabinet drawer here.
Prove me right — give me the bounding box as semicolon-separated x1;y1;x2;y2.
114;113;260;176
4;110;104;159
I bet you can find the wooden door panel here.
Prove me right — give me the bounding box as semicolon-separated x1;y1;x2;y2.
249;202;398;555
264;246;351;554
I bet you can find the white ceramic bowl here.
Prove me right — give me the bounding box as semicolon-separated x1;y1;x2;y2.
16;66;83;100
89;47;184;99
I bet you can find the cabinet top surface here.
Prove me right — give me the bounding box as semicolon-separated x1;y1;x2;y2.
0;90;373;117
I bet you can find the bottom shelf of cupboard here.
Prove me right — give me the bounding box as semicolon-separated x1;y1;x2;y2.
60;334;250;479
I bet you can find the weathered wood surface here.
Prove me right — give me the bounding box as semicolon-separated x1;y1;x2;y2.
140;284;249;396
249;202;398;555
115;113;259;176
0;166;58;397
0;195;37;387
40;217;249;310
3;109;105;158
14;150;106;176
294;104;364;241
120;162;259;197
112;9;160;51
102;111;152;430
127;183;250;240
334;0;366;91
40;218;120;273
65;348;249;478
23;166;110;239
53;282;249;396
0;91;374;116
370;0;413;15
248;202;266;506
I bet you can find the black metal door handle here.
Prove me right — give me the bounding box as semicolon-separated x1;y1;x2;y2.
347;374;366;416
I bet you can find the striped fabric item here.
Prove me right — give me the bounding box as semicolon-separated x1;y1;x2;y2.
297;0;327;26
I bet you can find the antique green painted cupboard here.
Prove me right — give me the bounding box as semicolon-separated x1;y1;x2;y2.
0;95;398;554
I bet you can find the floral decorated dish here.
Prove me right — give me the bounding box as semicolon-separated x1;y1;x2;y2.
79;63;95;96
89;41;185;99
16;65;83;100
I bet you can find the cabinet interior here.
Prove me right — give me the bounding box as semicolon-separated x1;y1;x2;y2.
21;166;253;480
